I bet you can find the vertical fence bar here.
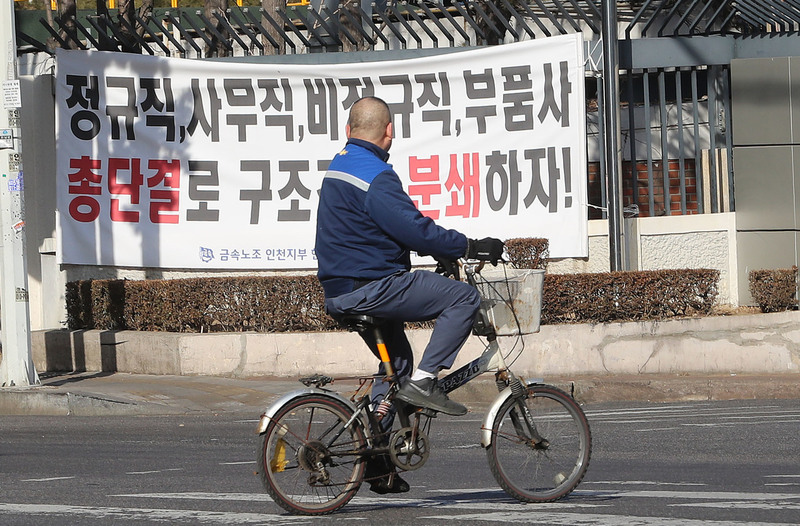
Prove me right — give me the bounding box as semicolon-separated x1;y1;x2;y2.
691;67;703;213
597;76;607;219
659;68;670;215
626;70;638;216
707;65;719;213
723;65;735;211
675;68;687;214
602;0;624;270
643;69;655;216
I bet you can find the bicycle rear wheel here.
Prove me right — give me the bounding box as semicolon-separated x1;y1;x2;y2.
487;384;591;502
257;394;367;515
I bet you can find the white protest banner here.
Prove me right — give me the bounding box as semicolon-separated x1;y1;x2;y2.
55;35;587;269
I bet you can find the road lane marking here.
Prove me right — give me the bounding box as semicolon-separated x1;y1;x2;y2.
111;491;607;509
764;474;800;487
7;487;799;524
583;480;706;487
0;503;309;525
671;501;800;511
681;419;800;426
112;488;800;505
112;492;271;502
21;476;76;482
126;468;184;475
598;490;800;501
421;510;789;525
634;427;681;432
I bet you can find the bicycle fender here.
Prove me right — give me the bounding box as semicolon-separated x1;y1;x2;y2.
479;379;543;448
255;388;363;435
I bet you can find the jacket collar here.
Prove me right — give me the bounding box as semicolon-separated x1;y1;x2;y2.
347;138;390;162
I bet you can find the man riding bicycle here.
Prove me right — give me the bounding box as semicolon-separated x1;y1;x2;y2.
314;96;503;493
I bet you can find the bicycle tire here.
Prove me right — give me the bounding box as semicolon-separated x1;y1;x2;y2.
487;384;591;502
257;394;367;515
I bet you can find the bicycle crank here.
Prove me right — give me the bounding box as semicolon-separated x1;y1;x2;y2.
388;426;430;471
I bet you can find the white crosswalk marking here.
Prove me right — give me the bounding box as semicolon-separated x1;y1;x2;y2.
112;492;271;502
764;474;800;487
584;404;800;431
583;480;706;487
3;487;800;524
597;489;800;501
672;501;800;511
0;503;308;525
420;511;790;525
20;476;76;482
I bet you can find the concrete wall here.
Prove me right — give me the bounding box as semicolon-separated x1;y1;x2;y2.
549;212;738;305
32;310;800;378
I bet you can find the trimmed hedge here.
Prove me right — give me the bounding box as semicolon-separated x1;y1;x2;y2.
67;276;336;333
542;269;719;324
504;237;548;270
749;266;798;313
65;239;726;332
66;269;721;332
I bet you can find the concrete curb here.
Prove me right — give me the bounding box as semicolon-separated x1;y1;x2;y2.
29;310;800;380
0;389;146;416
3;372;799;417
4;310;798;417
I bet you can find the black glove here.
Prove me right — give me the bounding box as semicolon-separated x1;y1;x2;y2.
466;237;504;265
434;257;460;279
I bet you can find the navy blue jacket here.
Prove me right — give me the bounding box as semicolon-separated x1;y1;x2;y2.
315;139;468;298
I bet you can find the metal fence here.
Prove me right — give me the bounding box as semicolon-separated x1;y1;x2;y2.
18;0;800;56
16;0;800;218
585;64;731;219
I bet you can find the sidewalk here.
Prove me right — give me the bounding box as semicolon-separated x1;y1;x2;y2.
2;371;799;416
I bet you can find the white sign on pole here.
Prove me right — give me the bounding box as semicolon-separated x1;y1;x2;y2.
55;35;587;270
2;79;21;108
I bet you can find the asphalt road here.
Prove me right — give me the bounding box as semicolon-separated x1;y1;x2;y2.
1;399;799;525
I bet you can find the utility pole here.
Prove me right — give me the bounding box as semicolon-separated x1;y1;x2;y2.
0;0;39;387
602;0;624;271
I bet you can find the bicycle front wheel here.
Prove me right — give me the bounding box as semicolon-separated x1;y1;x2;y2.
257;395;367;515
487;384;591;502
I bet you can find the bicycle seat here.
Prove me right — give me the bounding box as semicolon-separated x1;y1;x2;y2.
338;314;381;332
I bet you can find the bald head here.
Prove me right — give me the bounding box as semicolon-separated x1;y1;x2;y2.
346;97;393;150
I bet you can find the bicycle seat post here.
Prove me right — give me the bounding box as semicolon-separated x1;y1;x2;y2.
373;326;395;382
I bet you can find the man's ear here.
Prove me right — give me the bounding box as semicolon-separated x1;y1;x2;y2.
345;124;352;139
386;121;393;139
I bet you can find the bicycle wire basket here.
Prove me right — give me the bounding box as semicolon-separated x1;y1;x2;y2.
475;268;545;336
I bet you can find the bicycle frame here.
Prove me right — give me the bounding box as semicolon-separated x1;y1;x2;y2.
257;263;540;445
256;262;591;514
438;338;505;394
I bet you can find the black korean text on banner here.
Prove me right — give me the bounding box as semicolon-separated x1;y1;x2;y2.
56;35;587;269
408;60;574;221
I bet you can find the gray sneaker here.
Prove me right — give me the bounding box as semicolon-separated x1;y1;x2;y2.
395;378;468;416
